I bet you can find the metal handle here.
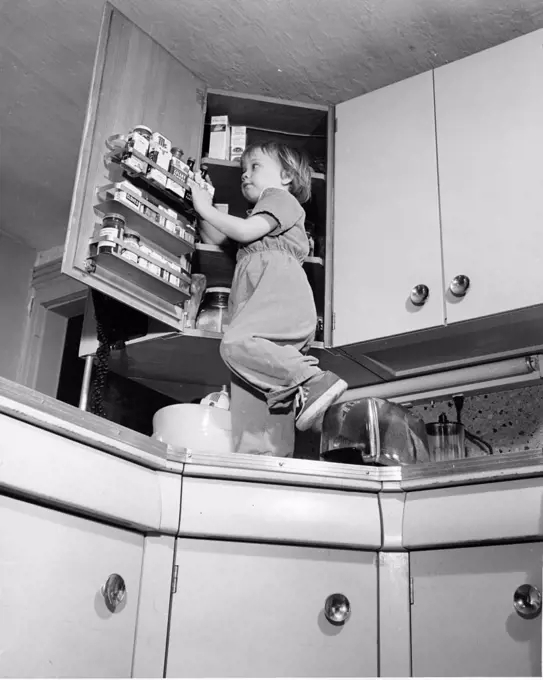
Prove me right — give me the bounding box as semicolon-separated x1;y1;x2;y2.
410;284;430;306
101;573;126;613
449;274;470;298
513;584;542;619
324;593;351;625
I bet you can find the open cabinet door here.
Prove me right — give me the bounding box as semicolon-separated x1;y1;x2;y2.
63;3;206;329
333;71;444;348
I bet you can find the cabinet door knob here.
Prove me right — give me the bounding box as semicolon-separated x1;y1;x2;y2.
449;274;470;298
101;573;126;613
513;584;542;619
324;593;351;625
410;284;430;306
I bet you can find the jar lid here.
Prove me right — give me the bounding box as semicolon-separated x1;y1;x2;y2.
206;287;231;293
171;147;184;158
132;124;152;134
103;213;126;223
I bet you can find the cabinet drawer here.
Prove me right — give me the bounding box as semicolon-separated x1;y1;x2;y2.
403;478;543;548
167;538;378;677
179;476;381;548
0;494;143;678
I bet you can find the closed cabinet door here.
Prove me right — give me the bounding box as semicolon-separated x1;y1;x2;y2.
166;539;378;677
410;542;543;677
333;70;443;347
435;29;543;324
0;494;144;678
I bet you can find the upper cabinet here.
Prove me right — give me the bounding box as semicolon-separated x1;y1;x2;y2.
333;71;443;347
332;29;543;377
435;30;543;324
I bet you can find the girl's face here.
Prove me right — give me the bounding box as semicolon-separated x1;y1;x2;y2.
241;149;290;203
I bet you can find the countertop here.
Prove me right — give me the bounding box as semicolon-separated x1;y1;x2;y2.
0;375;542;492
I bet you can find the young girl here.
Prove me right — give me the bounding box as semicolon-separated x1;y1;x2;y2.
190;142;347;437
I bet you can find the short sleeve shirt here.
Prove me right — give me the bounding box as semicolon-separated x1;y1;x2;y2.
238;187;309;263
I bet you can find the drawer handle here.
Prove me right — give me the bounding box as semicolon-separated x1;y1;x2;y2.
449;274;470;298
101;573;126;613
410;284;430;307
324;593;351;625
513;584;542;619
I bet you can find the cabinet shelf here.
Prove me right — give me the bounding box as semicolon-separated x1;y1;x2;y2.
107;327;381;403
109;327;325;393
95;197;194;258
91;249;190;305
202;156;325;181
108;142;198;220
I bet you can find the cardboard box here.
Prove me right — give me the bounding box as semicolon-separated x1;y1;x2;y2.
230;126;247;162
208;115;230;160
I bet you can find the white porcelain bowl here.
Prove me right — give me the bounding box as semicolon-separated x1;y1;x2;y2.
152;403;232;454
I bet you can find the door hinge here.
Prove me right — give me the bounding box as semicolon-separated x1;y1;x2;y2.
171;564;179;594
409;577;414;605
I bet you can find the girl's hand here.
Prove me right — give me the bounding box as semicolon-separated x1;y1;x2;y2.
190;181;213;218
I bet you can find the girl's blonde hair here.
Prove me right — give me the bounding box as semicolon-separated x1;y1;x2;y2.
241;141;312;204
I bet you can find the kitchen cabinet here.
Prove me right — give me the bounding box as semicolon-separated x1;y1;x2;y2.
334;28;543;378
166;538;378;678
410;542;543;677
435;29;543;325
0;493;144;678
333;70;442;346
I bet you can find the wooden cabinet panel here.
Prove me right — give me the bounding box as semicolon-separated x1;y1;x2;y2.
411;543;543;677
166;539;378;677
333;71;443;347
63;3;205;328
0;494;144;678
435;29;543;324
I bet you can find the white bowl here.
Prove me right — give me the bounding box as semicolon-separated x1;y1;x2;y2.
152;403;232;454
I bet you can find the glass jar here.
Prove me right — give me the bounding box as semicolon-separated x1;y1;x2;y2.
196;287;231;333
98;213;125;254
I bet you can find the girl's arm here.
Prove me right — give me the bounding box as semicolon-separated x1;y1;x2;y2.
191;184;275;244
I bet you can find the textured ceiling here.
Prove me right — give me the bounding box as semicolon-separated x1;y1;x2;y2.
2;0;543;252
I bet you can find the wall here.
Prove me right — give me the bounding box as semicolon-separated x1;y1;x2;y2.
0;232;35;381
411;384;543;456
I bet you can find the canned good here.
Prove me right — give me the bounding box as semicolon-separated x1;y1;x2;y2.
169;274;180;287
124;231;140;249
138;256;149;270
148;261;161;277
98;213;125;254
123;125;152;174
143;205;161;224
120;248;138;263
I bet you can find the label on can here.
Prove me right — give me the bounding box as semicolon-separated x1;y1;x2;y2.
120;249;138;263
99;227;120;242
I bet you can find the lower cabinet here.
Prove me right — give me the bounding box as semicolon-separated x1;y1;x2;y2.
166;538;378;678
410;542;543;677
0;494;144;678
